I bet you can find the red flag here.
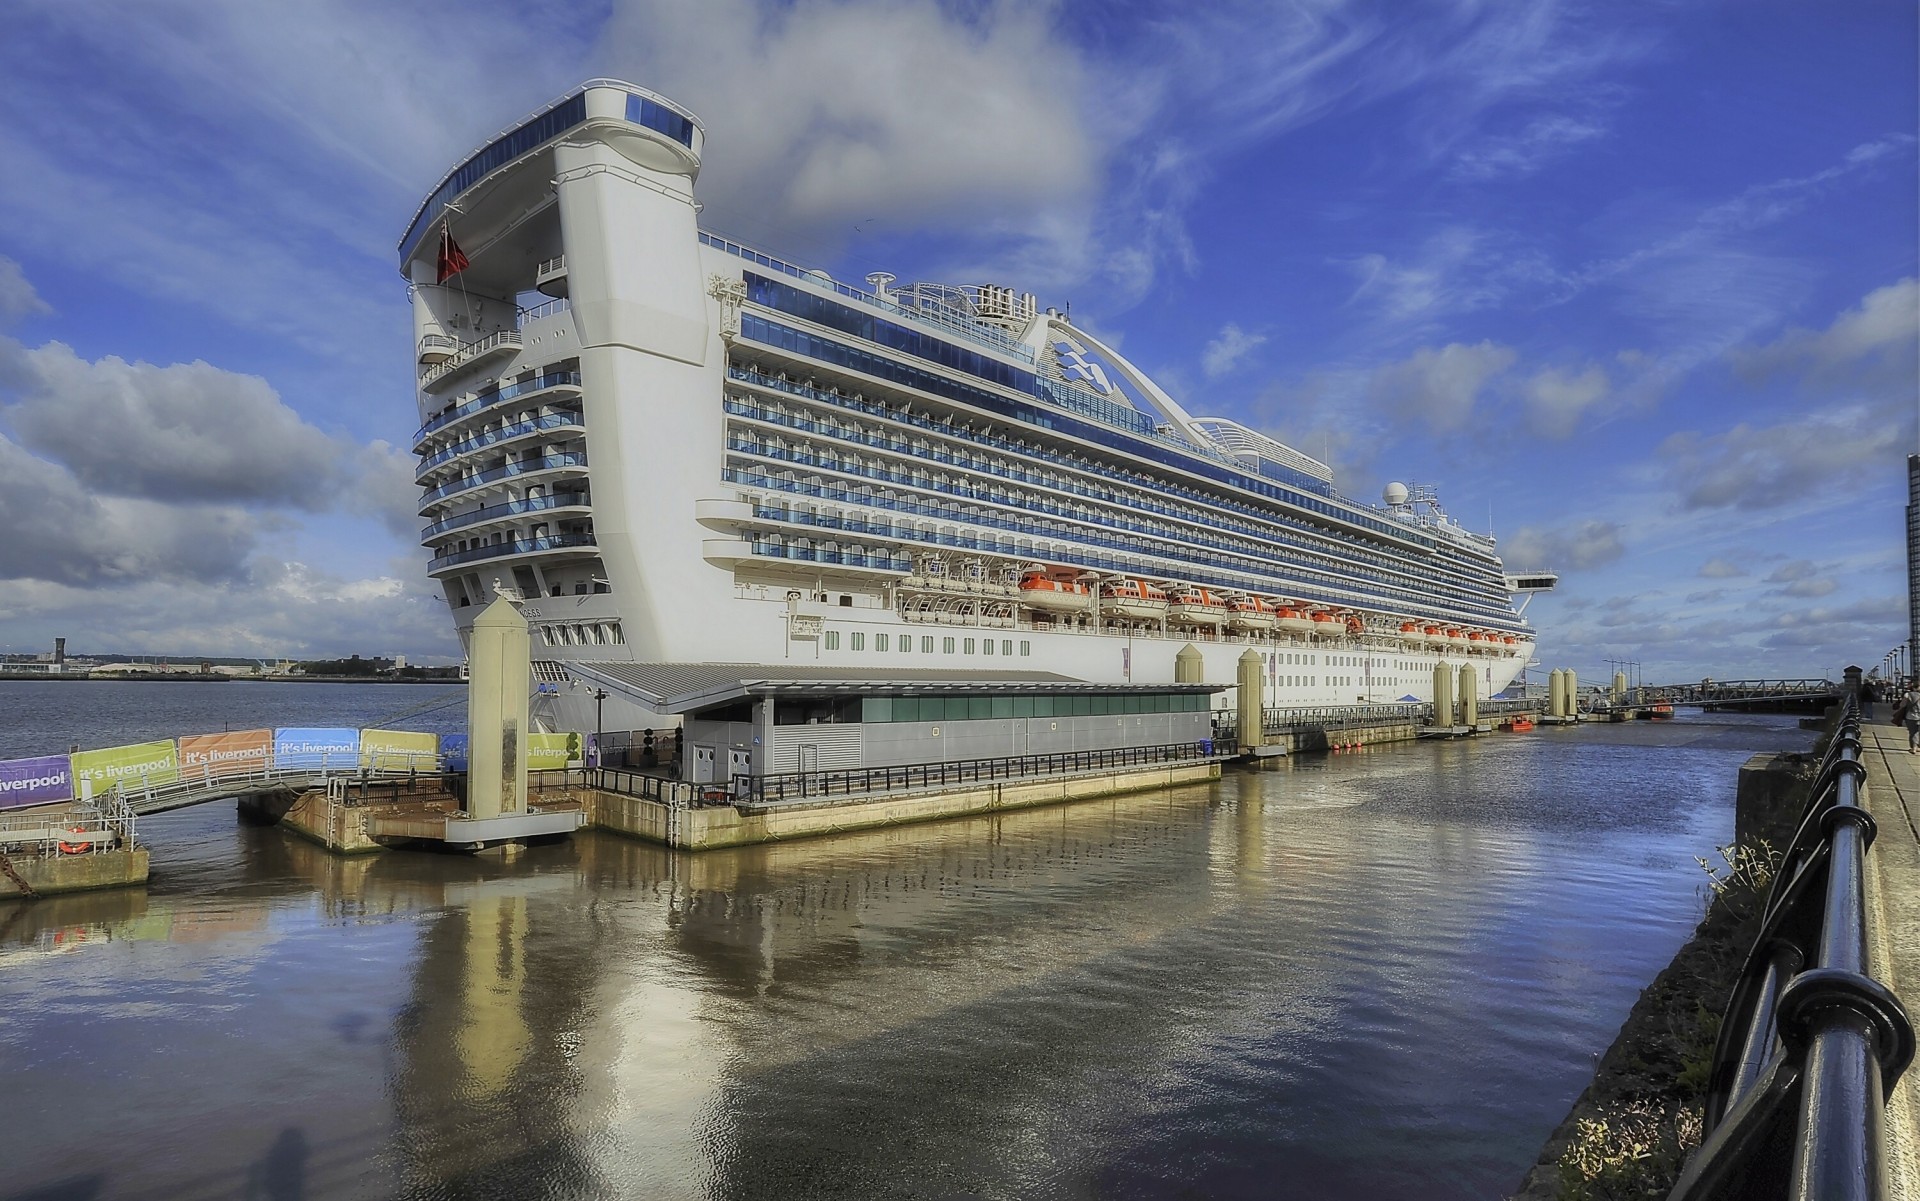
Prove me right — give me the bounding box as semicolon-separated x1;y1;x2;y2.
436;225;469;283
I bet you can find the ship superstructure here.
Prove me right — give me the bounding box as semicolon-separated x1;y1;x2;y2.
400;80;1546;729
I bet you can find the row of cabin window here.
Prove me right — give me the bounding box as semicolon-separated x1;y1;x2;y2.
821;631;1031;657
864;693;1209;722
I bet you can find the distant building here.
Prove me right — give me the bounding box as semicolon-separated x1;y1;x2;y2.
1909;454;1919;679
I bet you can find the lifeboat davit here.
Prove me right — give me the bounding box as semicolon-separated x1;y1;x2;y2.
1398;621;1424;647
1168;587;1228;626
1422;625;1443;647
1017;570;1093;614
1309;611;1344;639
1443;627;1465;645
1227;595;1278;632
1099;577;1169;620
1343;614;1365;637
1466;631;1487;653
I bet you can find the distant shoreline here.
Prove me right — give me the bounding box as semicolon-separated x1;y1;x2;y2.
0;674;460;685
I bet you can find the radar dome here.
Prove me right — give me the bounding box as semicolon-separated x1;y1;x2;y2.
1383;482;1410;505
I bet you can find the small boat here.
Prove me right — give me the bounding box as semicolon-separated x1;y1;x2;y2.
1509;717;1535;732
1399;621;1424;647
1227;595;1278;632
1422;625;1443;647
1343;614;1365;637
1309;610;1344;639
1017;570;1093;614
1168;587;1228;626
1100;578;1169;620
1276;605;1316;635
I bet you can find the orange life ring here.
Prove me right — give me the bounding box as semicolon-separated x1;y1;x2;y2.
57;826;90;854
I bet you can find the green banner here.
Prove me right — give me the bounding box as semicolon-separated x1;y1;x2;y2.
71;739;180;790
528;732;584;770
359;729;438;771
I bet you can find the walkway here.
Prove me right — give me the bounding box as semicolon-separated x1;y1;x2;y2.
1857;711;1920;1197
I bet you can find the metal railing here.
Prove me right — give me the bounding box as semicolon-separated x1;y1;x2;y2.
1670;696;1913;1200
531;766;700;807
734;740;1225;806
0;790;138;857
421;329;523;388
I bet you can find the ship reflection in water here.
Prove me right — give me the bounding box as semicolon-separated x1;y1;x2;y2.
0;713;1812;1201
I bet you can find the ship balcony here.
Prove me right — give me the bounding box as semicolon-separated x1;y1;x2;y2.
417;332;459;366
414;413;585;482
416;452;589;514
419;329;523;392
535;256;568;298
723;535;913;576
693;497;754;529
420;491;591;543
427;532;597;575
414;371;582;451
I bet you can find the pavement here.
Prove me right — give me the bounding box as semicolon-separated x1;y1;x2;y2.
1858;708;1920;1198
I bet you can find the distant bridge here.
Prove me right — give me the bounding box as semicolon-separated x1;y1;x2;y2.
1633;678;1839;709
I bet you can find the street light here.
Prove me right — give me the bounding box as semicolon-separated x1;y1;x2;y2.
591;688;608;769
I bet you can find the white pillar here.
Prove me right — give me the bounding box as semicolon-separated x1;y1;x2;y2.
467;597;530;819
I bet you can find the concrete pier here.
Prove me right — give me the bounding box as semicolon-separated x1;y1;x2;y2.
0;847;148;899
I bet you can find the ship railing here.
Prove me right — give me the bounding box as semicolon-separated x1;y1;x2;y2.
420;329;523;388
414;371;582;446
1668;695;1912;1201
428;532;597;572
700;231;1038;364
722;372;1511;619
519;296;570;324
420;492;589;540
732;740;1227;807
416;413;586;476
418;452;589;507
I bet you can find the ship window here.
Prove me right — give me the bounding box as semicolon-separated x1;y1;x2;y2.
840;595;853;606
1020;641;1031;656
825;631;841;650
964;638;976;654
982;639;994;655
943;637;956;654
922;637;934;653
609;623;624;644
851;632;865;651
875;633;889;652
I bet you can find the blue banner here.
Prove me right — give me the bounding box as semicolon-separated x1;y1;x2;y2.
440;734;470;773
0;754;73;809
273;727;361;771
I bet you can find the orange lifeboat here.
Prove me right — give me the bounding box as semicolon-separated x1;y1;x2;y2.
1017;570;1092;614
1275;605;1316;635
1309;610;1343;639
1422;625;1442;646
1502;635;1518;646
1169;587;1228;626
1343;614;1365;637
1466;631;1487;653
1227;595;1278;632
1444;627;1465;643
1399;621;1424;647
1099;577;1169;620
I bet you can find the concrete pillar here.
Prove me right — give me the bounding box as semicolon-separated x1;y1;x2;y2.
1612;671;1627;705
467;596;530;819
1565;670;1578;715
1458;663;1477;728
1237;649;1263;749
1433;661;1454;727
1175;643;1205;683
1553;669;1568;718
752;697;775;775
1844;665;1864;707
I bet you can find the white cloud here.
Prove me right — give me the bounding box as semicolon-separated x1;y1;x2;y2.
1698;557;1747;578
1766;560;1817;583
1367;341;1517;431
0;256;50;324
1658;403;1913;511
1737;277;1919;376
1502;520;1625;572
1450;112;1609;180
1201;324;1267;378
1522;364;1610;439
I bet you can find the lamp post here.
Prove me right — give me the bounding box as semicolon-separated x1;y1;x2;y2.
591;688;607;769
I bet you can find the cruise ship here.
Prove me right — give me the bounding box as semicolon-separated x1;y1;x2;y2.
399;80;1553;732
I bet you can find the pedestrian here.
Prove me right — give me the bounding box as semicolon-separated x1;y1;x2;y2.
1901;684;1920;754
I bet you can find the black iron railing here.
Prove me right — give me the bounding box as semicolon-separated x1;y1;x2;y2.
1670;696;1913;1200
531;766;701;807
735;741;1226;806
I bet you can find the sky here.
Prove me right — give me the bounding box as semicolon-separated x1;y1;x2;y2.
0;0;1914;681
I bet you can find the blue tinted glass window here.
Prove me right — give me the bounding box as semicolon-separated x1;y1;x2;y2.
402;94;588;257
627;95;696;146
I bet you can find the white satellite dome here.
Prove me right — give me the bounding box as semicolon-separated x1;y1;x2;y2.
1383;481;1410;506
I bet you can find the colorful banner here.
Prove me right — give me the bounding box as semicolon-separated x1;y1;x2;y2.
360;729;438;771
0;754;74;809
273;727;360;771
527;732;584;770
71;740;179;790
178;729;273;781
440;734;470;773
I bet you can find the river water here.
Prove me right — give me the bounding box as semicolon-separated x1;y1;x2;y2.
0;683;1812;1200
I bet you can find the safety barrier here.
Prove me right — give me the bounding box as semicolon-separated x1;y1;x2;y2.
735;741;1226;806
1670;696;1913;1200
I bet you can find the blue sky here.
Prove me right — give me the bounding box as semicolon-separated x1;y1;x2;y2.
0;0;1914;680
